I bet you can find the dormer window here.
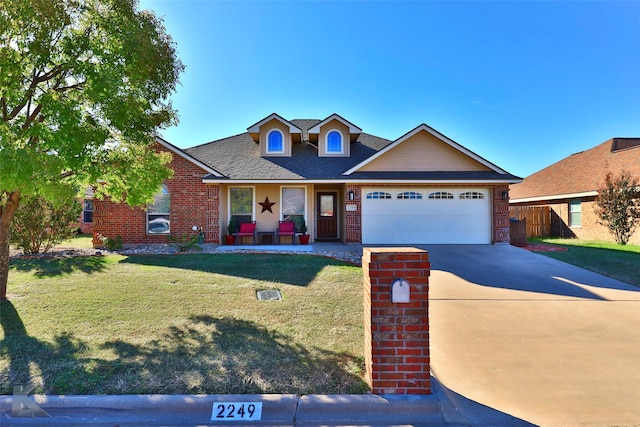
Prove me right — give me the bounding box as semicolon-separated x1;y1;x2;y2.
267;129;284;153
326;130;343;154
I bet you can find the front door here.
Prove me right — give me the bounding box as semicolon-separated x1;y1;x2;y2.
317;192;338;240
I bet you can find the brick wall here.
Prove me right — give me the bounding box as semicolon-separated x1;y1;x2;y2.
493;184;510;243
92;146;220;245
362;248;431;395
549;199;640;244
345;184;361;242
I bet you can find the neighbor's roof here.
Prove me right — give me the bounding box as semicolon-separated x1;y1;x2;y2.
510;138;640;203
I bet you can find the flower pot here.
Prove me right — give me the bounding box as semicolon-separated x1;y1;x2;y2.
299;234;310;245
224;235;235;245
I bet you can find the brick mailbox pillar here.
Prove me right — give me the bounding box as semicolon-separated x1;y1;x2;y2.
362;247;431;394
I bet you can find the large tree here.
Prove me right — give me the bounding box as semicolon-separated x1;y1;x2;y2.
594;169;640;245
0;0;184;299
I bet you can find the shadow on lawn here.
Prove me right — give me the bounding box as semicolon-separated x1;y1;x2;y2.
0;300;94;394
9;255;107;278
101;315;367;394
119;253;353;287
1;304;366;395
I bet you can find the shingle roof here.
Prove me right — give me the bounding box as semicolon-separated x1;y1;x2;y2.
510;138;640;201
184;121;391;180
184;118;519;182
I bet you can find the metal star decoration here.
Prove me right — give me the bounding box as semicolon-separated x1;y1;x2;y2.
259;197;276;213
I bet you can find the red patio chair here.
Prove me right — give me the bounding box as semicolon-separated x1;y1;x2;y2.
276;221;295;245
235;221;257;245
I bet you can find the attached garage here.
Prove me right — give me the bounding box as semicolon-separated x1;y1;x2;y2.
361;188;492;244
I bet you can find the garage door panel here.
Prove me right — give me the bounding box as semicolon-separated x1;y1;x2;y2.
362;188;491;244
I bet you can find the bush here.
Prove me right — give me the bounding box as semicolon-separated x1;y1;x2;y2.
98;235;123;251
594;169;640;245
168;233;201;252
10;195;82;254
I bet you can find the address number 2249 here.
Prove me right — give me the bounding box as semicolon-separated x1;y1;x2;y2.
211;402;263;421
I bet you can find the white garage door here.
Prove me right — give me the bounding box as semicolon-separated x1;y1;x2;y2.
361;188;491;244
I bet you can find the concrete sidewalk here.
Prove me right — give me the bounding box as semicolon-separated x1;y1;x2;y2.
0;378;534;426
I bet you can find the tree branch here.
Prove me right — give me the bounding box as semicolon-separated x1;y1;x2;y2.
22;104;43;130
54;80;86;93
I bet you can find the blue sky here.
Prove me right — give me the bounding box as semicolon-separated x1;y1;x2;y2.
139;0;640;177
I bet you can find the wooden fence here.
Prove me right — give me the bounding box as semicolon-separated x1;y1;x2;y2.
509;206;551;237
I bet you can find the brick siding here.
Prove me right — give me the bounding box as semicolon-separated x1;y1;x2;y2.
549;199;640;244
493;184;510;243
345;184;361;242
92;146;220;245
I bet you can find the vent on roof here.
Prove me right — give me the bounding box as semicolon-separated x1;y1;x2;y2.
611;138;640;152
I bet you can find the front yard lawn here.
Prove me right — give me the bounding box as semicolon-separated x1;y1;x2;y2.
1;253;367;395
532;238;640;287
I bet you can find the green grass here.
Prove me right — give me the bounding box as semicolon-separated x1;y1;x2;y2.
56;233;95;249
532;238;640;287
1;253;367;395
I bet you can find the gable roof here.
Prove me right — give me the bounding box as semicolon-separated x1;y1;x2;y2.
178;116;520;184
510;138;640;203
307;113;362;135
156;136;224;177
344;123;509;175
185;121;391;182
247;113;302;134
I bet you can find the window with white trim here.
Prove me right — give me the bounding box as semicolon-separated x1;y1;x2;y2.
366;191;392;199
460;191;485;199
428;191;454;199
326;130;343;154
569;200;582;227
267;129;284;153
282;187;306;232
230;187;254;228
148;185;170;234
397;191;423;199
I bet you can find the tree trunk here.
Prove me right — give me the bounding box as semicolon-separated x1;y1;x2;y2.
0;191;21;300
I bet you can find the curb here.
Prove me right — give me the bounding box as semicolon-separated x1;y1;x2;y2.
0;393;447;426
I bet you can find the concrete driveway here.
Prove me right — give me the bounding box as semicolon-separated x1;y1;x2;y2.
424;244;640;426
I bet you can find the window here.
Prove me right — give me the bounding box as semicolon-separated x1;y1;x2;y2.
397;191;423;199
326;130;343;154
83;199;94;223
460;192;485;199
428;191;454;199
569;200;582;227
148;185;170;234
282;187;305;232
267;129;284;153
230;187;254;226
366;191;391;199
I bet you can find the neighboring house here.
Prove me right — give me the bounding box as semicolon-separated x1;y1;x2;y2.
92;113;521;246
509;138;640;244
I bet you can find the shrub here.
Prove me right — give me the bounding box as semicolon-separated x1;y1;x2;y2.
98;235;123;251
168;234;201;252
594;169;640;245
10;195;81;254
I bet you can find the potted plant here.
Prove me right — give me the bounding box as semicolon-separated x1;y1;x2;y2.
225;219;236;245
297;217;310;245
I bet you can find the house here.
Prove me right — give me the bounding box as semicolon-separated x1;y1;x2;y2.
509;138;640;244
91;113;521;246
